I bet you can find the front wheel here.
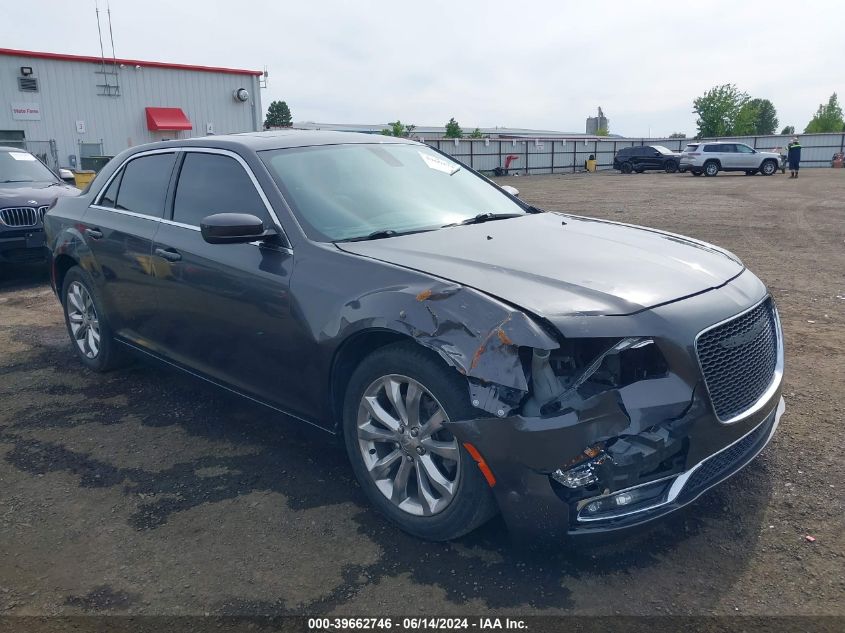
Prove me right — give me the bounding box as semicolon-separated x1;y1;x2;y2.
621;161;633;174
704;161;719;177
343;342;497;540
665;161;678;173
760;160;777;176
61;266;127;372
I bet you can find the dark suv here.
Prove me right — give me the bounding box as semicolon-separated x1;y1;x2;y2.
0;147;78;265
44;131;784;542
613;145;680;174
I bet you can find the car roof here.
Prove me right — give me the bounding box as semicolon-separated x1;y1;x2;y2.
128;130;419;154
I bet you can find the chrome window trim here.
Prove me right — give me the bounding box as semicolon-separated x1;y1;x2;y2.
693;295;784;424
89;146;292;250
91;148;178;218
576;396;784;523
88;204;161;222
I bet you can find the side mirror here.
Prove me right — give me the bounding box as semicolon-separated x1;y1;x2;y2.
501;185;520;198
58;168;76;185
200;213;268;244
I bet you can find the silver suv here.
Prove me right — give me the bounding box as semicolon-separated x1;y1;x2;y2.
679;142;782;177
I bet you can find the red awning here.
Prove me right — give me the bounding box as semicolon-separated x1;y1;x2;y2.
145;107;192;131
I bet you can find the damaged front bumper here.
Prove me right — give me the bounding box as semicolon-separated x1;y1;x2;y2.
445;278;785;540
448;394;783;539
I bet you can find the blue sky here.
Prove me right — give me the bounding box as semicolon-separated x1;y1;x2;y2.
4;0;844;136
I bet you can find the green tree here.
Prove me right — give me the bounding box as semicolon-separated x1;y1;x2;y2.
469;128;484;138
751;99;778;135
264;100;292;129
804;93;844;133
693;84;749;137
381;120;416;137
444;118;463;139
595;126;609;136
736;98;778;135
668;132;687;139
780;125;795;135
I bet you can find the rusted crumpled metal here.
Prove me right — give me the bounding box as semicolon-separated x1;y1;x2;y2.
392;282;558;415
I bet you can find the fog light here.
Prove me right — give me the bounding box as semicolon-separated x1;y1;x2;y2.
577;480;671;521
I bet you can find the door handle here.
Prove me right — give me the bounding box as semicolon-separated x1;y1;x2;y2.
85;227;103;240
155;247;182;262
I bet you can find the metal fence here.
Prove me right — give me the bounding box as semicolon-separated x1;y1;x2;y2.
425;133;845;175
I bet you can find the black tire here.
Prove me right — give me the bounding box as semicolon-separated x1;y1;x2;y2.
703;161;719;177
760;159;777;176
342;341;498;541
665;161;678;173
61;266;127;372
620;161;633;174
692;170;702;176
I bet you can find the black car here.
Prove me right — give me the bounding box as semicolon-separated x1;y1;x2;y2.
613;145;680;173
45;131;785;542
0;147;79;265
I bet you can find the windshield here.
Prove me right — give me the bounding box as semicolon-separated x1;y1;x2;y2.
0;150;58;183
652;145;673;155
260;144;527;241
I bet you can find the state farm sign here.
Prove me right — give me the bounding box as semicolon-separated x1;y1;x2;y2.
11;102;41;121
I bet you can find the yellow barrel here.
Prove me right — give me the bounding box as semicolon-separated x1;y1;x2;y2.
586;159;597;172
73;170;96;189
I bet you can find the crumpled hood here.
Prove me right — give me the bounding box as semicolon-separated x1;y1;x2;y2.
0;182;79;206
336;213;745;317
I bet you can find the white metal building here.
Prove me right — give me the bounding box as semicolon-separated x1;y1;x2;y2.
0;48;263;171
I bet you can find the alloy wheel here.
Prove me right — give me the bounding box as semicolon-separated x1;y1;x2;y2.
66;281;100;359
356;375;461;516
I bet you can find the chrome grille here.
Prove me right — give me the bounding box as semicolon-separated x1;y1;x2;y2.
0;207;38;227
696;299;778;421
38;205;49;222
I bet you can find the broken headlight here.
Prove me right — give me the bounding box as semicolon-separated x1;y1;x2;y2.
549;337;668;396
525;337;669;417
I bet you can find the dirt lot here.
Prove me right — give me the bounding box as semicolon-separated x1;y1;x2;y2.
0;169;843;618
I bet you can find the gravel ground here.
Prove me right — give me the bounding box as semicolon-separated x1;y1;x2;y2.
0;169;843;618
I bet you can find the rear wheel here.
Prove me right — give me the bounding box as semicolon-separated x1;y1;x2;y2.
343;342;497;540
61;266;126;372
704;161;719;177
621;162;633;174
665;161;678;173
760;160;777;176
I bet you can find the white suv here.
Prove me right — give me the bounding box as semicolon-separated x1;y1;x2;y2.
679;142;782;177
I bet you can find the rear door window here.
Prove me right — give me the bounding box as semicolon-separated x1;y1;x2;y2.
173;152;270;227
703;145;724;153
99;171;122;208
114;153;177;217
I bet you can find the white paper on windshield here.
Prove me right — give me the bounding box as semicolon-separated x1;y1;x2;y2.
419;151;460;175
9;152;36;161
